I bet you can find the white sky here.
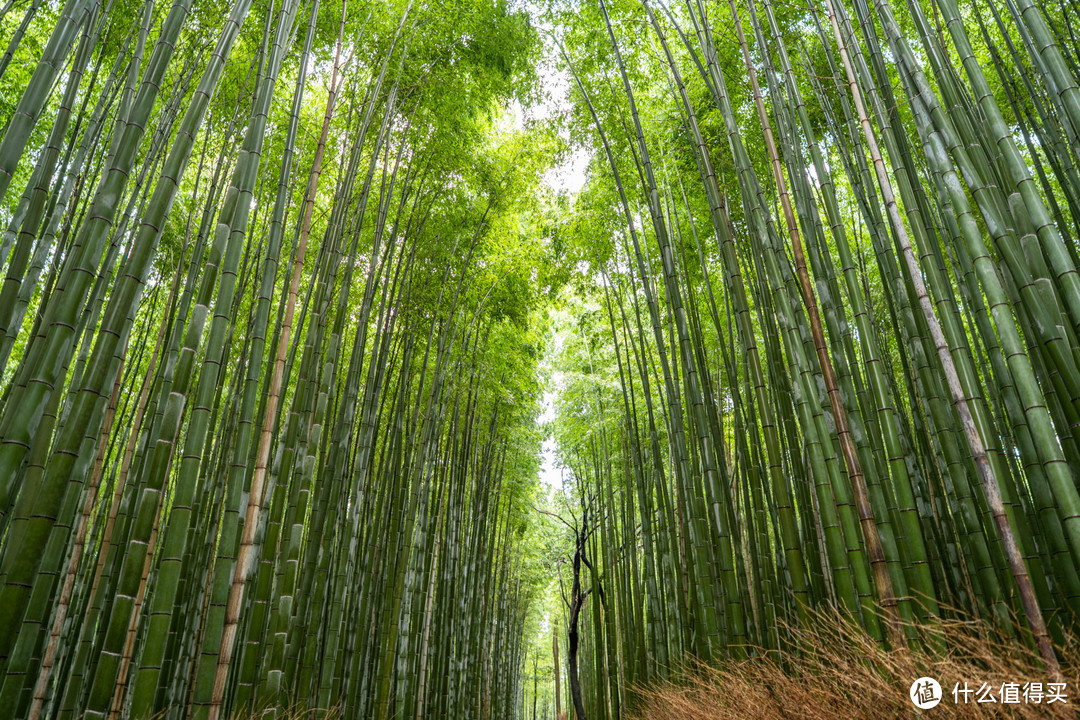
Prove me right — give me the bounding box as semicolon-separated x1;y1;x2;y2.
509;44;591;195
510;44;589;491
538;389;563;490
538;336;567;491
544;147;589;194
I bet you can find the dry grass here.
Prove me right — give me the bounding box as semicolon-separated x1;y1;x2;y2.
228;702;341;720
629;612;1079;719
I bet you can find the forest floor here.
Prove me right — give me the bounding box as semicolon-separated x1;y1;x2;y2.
629;613;1078;719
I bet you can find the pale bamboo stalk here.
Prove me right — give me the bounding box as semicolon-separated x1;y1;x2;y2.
207;6;348;718
821;0;1059;674
414;494;446;720
27;352;126;720
723;0;900;646
553;622;561;720
82;282;174;627
107;498;162;720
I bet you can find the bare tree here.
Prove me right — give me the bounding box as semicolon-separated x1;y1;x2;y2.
542;494;603;720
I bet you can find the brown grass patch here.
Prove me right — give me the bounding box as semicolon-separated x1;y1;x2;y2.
629;612;1079;719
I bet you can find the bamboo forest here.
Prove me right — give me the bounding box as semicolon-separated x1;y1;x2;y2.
6;0;1080;716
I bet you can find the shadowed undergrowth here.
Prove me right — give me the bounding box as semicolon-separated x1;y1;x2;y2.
629;612;1079;719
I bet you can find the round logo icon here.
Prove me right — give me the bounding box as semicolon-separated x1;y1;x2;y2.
910;677;942;709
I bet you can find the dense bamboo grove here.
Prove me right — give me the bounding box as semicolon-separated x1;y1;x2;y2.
543;0;1080;715
0;0;555;717
4;0;1080;716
